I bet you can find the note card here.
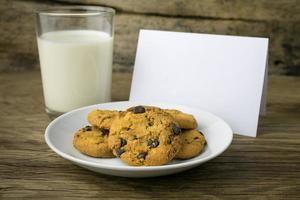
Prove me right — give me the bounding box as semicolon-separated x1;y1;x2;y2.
130;30;268;137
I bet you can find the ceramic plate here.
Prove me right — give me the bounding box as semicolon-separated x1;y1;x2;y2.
45;101;233;178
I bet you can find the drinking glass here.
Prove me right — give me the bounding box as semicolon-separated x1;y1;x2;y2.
36;6;115;118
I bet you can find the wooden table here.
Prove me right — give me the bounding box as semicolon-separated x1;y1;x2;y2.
0;70;299;199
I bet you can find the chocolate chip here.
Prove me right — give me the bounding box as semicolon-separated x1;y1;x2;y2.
120;138;127;147
137;152;147;159
148;139;159;148
101;128;109;135
172;124;181;135
115;148;125;157
133;106;145;114
85;125;92;131
148;122;154;126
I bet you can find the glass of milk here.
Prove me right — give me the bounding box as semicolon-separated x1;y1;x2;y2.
36;6;115;118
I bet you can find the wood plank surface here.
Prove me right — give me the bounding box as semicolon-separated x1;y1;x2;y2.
0;70;299;199
55;0;300;21
1;0;300;75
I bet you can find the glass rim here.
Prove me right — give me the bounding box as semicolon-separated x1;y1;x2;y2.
36;6;115;16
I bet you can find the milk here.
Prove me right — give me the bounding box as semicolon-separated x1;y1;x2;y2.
37;30;113;113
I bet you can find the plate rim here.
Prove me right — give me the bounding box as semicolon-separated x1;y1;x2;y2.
45;101;233;171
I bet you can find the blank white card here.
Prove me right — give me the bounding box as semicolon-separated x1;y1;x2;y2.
130;30;268;137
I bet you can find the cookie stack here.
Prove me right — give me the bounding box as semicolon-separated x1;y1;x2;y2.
73;106;206;166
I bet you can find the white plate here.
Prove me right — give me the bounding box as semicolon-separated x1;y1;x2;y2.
45;101;233;178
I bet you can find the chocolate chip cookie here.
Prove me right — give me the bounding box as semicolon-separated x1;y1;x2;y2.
175;129;206;159
127;106;198;130
165;109;198;129
87;109;119;130
108;106;182;166
73;126;114;158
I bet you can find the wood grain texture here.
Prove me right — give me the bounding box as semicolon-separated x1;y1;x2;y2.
0;0;300;75
55;0;300;21
0;71;299;199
